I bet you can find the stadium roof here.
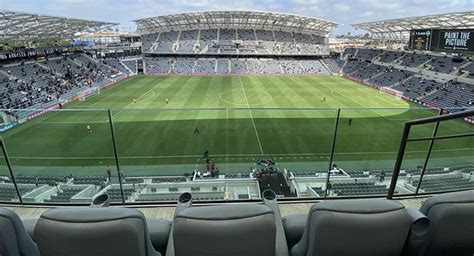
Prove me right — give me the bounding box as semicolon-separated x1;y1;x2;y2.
352;11;474;40
134;11;339;36
0;9;118;42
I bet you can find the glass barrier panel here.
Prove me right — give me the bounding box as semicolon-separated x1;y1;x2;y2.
419;109;474;193
112;108;229;203
249;108;337;200
1;109;120;205
328;108;438;197
112;108;337;202
0;151;21;203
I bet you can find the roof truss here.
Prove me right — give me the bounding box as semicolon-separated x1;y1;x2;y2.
0;9;118;42
352;11;474;40
134;11;339;36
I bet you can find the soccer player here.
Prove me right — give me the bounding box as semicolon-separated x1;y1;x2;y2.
133;98;137;103
106;166;111;180
348;118;352;126
322;97;326;102
165;98;169;104
86;124;92;133
194;126;200;134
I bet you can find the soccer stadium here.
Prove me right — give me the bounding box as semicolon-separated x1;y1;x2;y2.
0;3;473;255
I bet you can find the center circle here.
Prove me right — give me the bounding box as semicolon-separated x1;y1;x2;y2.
219;89;273;106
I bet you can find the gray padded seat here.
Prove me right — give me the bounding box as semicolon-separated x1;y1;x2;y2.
22;218;37;240
34;208;161;256
282;213;306;250
290;199;414;256
419;190;474;256
0;207;40;256
147;218;172;255
170;204;277;256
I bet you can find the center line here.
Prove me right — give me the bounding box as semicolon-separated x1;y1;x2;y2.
238;76;264;155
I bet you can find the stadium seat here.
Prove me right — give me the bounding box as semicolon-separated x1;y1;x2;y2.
282;213;306;250
0;207;40;256
419;190;474;256
147;218;172;255
287;199;429;256
167;204;285;256
34;208;162;256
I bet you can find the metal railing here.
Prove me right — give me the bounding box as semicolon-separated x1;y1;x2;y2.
387;109;474;199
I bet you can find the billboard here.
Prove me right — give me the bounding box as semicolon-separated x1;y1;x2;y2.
408;30;432;51
409;29;474;53
432;29;474;52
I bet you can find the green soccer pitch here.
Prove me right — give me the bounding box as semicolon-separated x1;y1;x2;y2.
2;75;473;176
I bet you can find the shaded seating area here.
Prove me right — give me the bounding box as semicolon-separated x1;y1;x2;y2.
332;182;389;196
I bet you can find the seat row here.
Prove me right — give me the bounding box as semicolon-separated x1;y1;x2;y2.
1;189;473;256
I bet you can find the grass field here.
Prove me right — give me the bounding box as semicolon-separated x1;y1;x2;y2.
1;75;473;176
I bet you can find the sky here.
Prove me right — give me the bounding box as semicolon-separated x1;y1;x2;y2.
1;0;473;35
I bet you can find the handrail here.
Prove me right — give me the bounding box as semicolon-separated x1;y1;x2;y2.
387;109;474;199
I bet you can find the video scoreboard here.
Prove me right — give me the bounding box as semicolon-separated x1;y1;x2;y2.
408;29;474;53
408;30;432;51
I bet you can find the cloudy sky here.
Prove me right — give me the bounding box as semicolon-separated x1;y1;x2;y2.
1;0;473;35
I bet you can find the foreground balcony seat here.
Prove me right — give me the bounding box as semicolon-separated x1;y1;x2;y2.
419;189;474;256
287;199;429;256
167;204;282;256
0;207;40;256
34;207;162;256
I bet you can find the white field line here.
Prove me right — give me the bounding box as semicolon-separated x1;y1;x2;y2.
10;148;474;160
113;83;161;117
238;76;264;155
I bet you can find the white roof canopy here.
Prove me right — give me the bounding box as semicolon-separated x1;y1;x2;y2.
352;11;474;40
0;9;118;42
134;11;339;36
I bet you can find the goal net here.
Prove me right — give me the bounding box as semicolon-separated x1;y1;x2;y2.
379;87;404;100
79;87;100;101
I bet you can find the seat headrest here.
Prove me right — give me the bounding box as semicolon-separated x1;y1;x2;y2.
173;204;276;256
176;203;274;220
40;207;145;222
420;190;474;215
310;198;405;214
35;208;159;256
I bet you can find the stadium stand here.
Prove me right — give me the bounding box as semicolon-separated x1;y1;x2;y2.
177;30;198;53
194;58;216;74
44;187;84;203
155;31;179;53
321;57;343;74
121;59;138;73
398;52;431;68
104;58;131;74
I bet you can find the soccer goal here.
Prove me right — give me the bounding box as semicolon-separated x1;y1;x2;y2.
379;87;404;100
79;87;100;101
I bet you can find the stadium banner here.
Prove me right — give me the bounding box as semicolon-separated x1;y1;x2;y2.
433;29;474;53
0;46;83;60
28;104;60;120
408;30;432;51
409;29;474;53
